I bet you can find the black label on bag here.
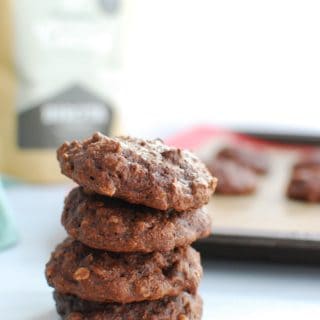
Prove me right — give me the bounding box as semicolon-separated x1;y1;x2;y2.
18;85;114;148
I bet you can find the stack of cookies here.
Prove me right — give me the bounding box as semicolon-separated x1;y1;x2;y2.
45;133;217;320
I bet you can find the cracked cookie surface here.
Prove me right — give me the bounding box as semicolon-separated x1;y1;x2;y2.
57;133;217;211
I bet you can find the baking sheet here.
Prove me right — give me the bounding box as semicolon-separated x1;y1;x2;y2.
199;138;320;239
167;127;320;262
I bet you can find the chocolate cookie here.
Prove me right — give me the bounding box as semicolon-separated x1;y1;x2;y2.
54;291;202;320
207;159;257;195
57;133;217;211
217;145;269;174
45;238;202;303
287;166;320;202
62;187;212;253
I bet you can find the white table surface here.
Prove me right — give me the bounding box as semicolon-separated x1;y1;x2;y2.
1;185;320;320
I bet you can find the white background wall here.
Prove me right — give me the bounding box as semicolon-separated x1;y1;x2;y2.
119;0;320;138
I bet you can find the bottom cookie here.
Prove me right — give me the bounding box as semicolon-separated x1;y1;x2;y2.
54;291;203;320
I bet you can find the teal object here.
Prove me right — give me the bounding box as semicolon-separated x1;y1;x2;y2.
0;179;17;250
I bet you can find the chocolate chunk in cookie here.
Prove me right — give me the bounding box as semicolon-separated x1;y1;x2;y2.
62;187;212;253
54;291;203;320
217;145;269;175
45;238;202;304
57;133;217;211
207;159;257;195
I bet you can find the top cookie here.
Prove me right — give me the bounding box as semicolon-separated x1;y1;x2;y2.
57;133;217;211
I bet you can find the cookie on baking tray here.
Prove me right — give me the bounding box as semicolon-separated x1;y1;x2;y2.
206;158;257;195
217;145;269;175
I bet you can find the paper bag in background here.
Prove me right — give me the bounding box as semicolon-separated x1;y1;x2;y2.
0;0;123;182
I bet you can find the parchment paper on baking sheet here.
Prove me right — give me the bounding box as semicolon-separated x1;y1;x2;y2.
167;127;320;245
